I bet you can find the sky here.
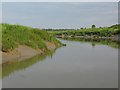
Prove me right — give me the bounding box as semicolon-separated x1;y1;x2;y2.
2;2;118;29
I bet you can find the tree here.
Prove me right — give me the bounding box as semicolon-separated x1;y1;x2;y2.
92;25;96;28
81;27;83;30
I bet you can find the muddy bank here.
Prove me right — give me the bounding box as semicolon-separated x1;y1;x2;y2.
2;41;58;64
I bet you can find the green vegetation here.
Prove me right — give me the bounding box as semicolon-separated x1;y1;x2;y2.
2;23;64;52
48;24;120;38
2;23;119;52
92;25;96;28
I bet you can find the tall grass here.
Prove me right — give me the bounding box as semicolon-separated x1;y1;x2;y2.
2;23;63;52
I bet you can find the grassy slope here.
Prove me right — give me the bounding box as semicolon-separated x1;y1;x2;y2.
2;23;64;52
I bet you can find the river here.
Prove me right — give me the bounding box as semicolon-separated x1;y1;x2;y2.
2;38;118;88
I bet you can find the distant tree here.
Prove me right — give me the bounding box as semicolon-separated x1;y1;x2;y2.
81;27;83;30
84;27;87;29
92;25;96;28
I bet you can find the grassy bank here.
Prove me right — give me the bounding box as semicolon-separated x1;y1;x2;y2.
2;23;65;52
48;24;120;38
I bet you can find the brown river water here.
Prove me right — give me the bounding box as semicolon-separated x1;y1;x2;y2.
2;38;118;88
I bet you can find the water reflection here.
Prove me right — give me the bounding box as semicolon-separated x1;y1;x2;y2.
2;50;55;79
59;37;120;48
2;39;118;88
3;38;118;79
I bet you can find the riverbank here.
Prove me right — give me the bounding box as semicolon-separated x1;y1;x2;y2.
1;23;65;64
2;41;59;64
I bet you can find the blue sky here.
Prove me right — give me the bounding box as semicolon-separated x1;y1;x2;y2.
2;2;118;29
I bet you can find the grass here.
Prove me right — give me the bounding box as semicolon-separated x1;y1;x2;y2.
2;23;64;52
